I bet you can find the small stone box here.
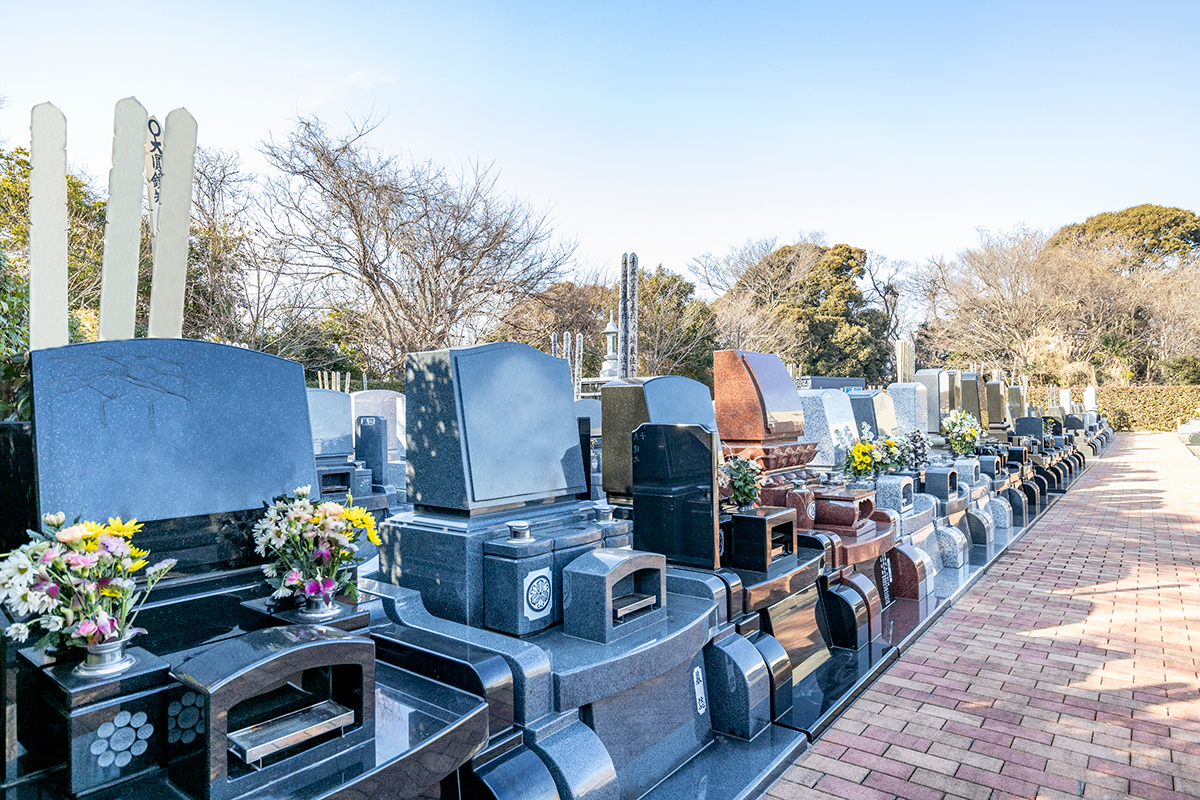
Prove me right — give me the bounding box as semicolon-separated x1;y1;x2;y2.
925;466;959;501
562;549;667;644
483;523;557;636
21;647;172;796
168;626;374;800
730;506;797;573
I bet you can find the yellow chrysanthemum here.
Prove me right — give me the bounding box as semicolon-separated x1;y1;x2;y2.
82;520;106;538
344;507;381;546
128;559;148;572
130;546;149;558
105;517;143;537
101;586;124;598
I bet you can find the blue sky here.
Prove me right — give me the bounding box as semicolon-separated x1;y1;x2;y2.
2;1;1198;284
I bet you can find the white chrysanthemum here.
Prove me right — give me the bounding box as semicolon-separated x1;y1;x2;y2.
271;586;293;600
261;563;278;578
30;591;59;615
40;616;64;632
9;591;35;617
5;622;29;643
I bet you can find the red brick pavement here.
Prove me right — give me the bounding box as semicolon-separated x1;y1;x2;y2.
763;433;1200;800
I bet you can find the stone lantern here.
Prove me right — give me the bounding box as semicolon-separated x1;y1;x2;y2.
600;315;619;378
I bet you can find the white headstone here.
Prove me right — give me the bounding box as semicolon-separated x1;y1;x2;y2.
798;389;859;470
915;369;949;433
888;382;928;434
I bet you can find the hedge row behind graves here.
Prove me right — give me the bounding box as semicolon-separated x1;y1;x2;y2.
1032;385;1200;431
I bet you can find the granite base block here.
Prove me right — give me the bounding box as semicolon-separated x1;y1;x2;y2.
703;634;771;740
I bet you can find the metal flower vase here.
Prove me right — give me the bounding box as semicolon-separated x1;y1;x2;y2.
74;635;137;678
299;594;340;620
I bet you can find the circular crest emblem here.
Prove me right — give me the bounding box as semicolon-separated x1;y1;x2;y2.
526;575;552;612
806;501;817;520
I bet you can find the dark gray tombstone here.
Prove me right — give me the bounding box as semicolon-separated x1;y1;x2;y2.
847;390;898;438
405;342;585;511
355;415;389;486
1013;417;1044;439
30;339;317;525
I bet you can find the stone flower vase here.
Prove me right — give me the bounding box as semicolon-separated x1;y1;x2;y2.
74;635;137;678
299;594;340;620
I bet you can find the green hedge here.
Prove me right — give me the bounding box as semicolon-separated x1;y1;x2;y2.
1032;385;1200;431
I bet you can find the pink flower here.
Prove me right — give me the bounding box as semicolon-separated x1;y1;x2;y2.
40;547;62;563
64;553;98;570
33;579;59;599
311;546;332;564
96;612;118;637
303;578;336;597
285;571;302;586
77;619;98;636
317;502;344;519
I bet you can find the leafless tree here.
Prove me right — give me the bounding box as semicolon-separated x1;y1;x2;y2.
260;116;574;375
909;225;1200;382
635;266;716;378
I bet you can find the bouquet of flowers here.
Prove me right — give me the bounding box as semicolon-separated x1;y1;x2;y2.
942;410;982;456
253;486;382;604
0;513;176;649
836;423;904;478
720;456;763;507
895;427;930;471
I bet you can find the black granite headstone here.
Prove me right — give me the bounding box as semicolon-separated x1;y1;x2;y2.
355;415;389;486
1013;417;1044;439
631;423;721;570
602;375;718;501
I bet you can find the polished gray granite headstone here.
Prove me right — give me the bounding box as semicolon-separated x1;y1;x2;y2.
1013;417;1044;439
887;382;928;433
575;398;602;436
946;370;962;412
30;339;317;522
797;389;858;470
405;342;585;511
986;381;1009;430
1007;386;1025;423
960;372;982;423
915;369;949;433
307;388;354;455
847;390;898;437
352;389;405;459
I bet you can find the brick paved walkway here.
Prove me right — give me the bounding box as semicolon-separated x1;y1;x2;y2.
764;433;1200;800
